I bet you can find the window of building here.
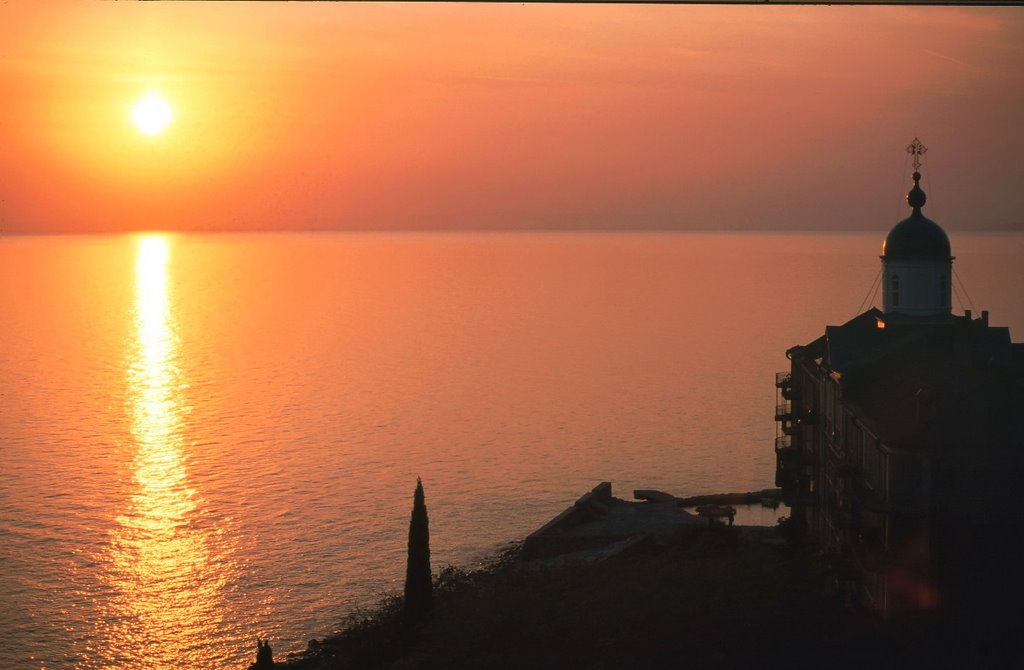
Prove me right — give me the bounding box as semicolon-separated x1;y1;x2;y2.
890;274;900;307
939;274;947;307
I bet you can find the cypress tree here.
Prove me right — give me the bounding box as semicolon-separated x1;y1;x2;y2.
404;477;433;627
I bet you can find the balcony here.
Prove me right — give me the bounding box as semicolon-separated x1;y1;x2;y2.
777;372;798;400
774;400;792;422
801;409;820;424
775;468;798;490
776;438;816;469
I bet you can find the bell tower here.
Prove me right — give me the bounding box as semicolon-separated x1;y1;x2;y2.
881;139;953;316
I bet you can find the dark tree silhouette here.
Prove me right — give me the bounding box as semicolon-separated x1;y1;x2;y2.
404;477;433;627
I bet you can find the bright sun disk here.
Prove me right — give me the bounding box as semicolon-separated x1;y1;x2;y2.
132;92;173;136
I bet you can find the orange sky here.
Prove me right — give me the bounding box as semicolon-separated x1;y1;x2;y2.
1;3;1022;234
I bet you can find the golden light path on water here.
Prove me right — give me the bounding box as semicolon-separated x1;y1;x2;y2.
99;235;232;669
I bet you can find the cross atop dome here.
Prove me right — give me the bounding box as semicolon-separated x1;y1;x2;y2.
907;137;927;171
881;139;952;317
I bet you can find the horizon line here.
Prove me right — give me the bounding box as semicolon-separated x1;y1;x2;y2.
4;225;1022;238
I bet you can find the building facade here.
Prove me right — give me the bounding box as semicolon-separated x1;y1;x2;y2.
775;163;1024;624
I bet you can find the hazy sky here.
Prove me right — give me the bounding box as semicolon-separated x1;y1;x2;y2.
2;3;1022;234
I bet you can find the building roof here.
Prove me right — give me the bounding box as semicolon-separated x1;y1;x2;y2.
791;310;1024;451
882;171;952;261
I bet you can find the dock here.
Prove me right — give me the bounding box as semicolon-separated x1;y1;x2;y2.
522;483;784;561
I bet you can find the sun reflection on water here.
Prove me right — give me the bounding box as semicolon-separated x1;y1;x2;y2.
99;235;231;669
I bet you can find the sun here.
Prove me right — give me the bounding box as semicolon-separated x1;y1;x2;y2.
132;92;173;136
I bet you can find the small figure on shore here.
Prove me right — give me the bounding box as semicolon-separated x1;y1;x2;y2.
251;637;273;670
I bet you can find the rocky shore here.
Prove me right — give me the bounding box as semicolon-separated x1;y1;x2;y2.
250;483;803;669
249;482;1015;669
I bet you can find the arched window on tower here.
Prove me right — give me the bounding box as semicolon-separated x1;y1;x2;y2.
891;274;900;307
939;274;947;307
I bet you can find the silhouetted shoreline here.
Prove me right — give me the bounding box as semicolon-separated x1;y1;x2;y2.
247;483;1021;670
262;525;813;669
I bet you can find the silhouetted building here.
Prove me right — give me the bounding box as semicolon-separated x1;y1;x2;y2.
775;149;1024;627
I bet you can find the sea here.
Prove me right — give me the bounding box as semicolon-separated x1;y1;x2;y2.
1;231;1022;669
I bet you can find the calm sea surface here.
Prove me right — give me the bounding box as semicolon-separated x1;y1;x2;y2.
2;231;1022;668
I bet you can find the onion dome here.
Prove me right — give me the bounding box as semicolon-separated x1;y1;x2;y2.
882;171;951;261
